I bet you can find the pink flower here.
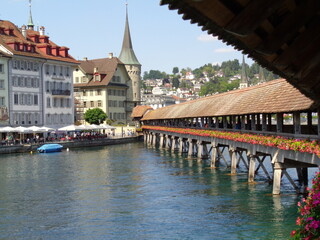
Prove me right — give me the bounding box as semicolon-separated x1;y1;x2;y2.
309;220;320;229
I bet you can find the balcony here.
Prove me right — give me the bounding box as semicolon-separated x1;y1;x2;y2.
51;89;71;96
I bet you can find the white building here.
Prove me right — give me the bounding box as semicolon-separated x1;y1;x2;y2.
0;18;78;128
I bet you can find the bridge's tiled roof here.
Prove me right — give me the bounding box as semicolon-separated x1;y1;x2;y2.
141;79;315;120
131;105;153;118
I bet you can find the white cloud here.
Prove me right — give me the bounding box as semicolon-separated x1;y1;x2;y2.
197;34;218;42
214;48;236;53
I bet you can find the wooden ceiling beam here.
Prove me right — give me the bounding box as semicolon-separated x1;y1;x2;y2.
224;0;282;36
273;17;320;68
255;1;320;55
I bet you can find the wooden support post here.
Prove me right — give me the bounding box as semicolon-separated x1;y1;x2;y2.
251;114;256;131
229;148;237;174
241;115;246;130
276;113;283;133
197;141;203;159
267;113;272;131
248;155;256;182
223;116;227;129
165;136;171;149
208;117;213;128
231;115;236;129
307;112;312;129
262;114;267;131
179;138;184;153
211;143;217;167
273;163;283;195
293;112;301;134
153;133;157;146
144;132;147;143
188;139;193;157
214;117;219;129
159;134;164;148
171;137;176;152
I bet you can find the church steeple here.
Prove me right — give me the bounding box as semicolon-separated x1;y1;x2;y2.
119;3;140;65
239;55;249;89
27;0;34;30
258;65;266;83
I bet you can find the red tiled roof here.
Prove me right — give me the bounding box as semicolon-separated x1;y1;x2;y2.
0;20;78;64
142;79;315;120
131;105;153;118
74;57;126;88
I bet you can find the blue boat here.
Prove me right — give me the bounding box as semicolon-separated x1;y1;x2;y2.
37;144;63;153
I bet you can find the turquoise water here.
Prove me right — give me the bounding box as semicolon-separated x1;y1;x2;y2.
0;142;303;239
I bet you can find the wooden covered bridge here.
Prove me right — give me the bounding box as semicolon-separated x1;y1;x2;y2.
133;79;320;194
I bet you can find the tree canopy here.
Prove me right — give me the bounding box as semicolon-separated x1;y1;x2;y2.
83;108;107;125
143;70;167;80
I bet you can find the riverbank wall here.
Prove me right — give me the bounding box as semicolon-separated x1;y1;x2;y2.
0;136;142;154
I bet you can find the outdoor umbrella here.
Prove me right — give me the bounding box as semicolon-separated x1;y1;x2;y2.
58;124;86;131
0;126;16;132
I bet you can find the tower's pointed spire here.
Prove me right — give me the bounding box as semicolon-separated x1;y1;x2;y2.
240;55;249;89
119;2;140;65
27;0;34;30
258;65;266;83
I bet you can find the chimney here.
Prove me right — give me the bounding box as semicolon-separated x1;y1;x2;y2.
39;26;45;36
94;67;98;73
108;52;113;59
21;25;27;38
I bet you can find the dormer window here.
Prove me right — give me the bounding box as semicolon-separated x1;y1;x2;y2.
14;43;19;51
30;45;36;53
23;44;28;52
46;46;52;55
94;74;101;82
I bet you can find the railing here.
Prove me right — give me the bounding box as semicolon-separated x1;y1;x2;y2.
51;90;71;96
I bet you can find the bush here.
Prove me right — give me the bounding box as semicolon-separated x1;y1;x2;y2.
291;172;320;239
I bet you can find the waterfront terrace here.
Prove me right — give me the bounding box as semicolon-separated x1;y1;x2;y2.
138;79;320;194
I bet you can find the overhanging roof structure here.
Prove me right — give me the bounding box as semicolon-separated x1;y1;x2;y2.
160;0;320;106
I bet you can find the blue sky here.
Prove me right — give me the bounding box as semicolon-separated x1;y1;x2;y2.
1;0;253;74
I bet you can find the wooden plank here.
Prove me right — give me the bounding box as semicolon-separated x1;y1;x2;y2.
273;17;320;68
256;1;320;54
225;0;282;36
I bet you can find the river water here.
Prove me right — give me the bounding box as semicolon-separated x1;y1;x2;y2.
0;142;308;239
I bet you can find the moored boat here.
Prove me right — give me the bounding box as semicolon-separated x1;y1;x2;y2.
37;144;63;153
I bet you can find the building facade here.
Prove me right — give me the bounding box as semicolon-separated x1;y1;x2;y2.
0;20;78;128
0;52;10;126
73;55;133;124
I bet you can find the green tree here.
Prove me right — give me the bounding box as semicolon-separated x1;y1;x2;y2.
180;68;187;77
84;108;107;125
172;67;179;75
172;77;180;89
